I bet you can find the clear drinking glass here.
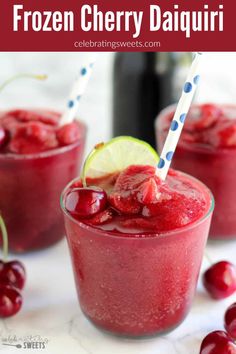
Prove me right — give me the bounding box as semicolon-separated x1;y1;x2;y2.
61;172;214;337
156;104;236;240
0;114;86;252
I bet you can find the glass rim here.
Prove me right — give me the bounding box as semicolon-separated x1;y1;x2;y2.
155;103;236;154
0;119;87;161
60;170;215;241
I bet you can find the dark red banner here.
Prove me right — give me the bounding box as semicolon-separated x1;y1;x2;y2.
0;0;234;51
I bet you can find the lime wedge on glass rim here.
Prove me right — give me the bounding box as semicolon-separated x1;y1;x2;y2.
81;136;159;186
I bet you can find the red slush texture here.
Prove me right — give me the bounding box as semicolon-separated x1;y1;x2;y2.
69;165;210;234
156;104;236;240
0;109;86;252
62;167;212;336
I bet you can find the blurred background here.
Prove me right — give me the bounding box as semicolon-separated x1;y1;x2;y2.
1;52;236;153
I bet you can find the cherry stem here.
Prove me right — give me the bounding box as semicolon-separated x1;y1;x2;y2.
81;164;87;188
81;143;105;188
81;150;91;187
0;73;47;93
0;215;8;262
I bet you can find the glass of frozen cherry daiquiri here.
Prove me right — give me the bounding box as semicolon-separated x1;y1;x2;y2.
61;137;214;337
0;107;86;252
156;103;236;240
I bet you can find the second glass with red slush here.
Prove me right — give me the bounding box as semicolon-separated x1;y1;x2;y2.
0;109;86;252
156;103;236;240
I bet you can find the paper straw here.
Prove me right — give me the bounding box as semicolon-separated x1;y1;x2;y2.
59;53;97;126
156;52;203;180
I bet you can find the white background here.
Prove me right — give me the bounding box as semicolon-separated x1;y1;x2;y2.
1;52;236;154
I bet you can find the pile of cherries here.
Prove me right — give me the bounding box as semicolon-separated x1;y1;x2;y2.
0;216;26;317
200;260;236;353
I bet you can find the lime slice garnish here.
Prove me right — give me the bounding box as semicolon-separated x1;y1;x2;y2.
82;136;159;185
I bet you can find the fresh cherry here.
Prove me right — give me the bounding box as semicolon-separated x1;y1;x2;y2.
0;127;7;149
225;303;236;340
0;260;26;290
203;261;236;299
0;285;22;318
199;330;236;354
65;187;107;218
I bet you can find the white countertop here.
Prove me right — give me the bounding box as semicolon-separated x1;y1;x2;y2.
1;239;236;354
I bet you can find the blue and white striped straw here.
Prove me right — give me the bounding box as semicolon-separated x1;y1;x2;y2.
156;52;203;180
59;52;97;126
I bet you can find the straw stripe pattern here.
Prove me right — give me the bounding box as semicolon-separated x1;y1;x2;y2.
156;52;202;180
59;53;97;126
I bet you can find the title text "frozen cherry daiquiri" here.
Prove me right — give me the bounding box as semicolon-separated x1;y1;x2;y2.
13;3;223;39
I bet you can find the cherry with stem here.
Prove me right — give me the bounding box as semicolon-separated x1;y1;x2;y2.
0;73;47;93
0;214;25;317
0;214;26;290
0;215;8;262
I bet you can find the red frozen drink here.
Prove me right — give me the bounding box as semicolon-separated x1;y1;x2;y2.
0;109;86;252
156;103;236;240
61;162;213;337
